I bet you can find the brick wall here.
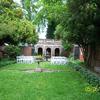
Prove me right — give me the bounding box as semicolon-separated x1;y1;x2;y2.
22;47;32;56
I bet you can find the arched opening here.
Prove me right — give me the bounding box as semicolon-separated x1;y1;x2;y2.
55;48;60;56
38;47;43;55
46;48;51;57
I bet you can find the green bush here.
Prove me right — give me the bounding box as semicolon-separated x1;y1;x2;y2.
0;59;16;68
70;63;100;90
34;55;44;62
4;45;21;59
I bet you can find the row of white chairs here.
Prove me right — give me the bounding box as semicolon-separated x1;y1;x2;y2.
16;56;35;64
51;56;68;65
17;56;68;64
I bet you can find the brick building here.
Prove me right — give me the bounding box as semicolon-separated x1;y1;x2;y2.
21;39;64;57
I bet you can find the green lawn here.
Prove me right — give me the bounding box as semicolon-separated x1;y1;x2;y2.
0;62;100;100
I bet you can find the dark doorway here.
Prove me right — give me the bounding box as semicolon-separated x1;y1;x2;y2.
46;48;51;57
38;48;43;55
55;48;60;56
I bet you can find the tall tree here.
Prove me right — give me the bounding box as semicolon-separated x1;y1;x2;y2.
46;20;57;39
21;0;38;21
34;0;67;39
0;0;38;46
60;0;100;67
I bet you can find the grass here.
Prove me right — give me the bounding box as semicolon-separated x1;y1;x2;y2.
0;62;68;71
0;62;100;100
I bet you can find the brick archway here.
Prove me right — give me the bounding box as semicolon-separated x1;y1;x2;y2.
46;48;51;57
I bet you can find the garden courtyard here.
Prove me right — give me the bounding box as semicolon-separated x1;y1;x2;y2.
0;0;100;100
0;62;100;100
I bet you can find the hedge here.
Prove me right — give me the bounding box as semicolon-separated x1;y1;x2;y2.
0;60;16;68
69;62;100;91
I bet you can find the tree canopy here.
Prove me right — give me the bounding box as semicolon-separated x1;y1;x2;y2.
33;0;67;39
54;0;100;67
62;0;100;45
21;0;38;21
0;0;38;46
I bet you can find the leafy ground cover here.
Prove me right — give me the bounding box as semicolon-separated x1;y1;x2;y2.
0;59;16;68
0;62;100;100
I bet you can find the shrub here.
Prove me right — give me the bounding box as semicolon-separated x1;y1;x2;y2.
4;45;21;59
34;55;44;61
0;59;16;68
71;62;100;90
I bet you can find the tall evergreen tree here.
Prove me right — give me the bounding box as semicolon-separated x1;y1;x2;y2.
46;20;56;39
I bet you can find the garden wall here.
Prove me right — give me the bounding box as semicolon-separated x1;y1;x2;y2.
22;47;32;56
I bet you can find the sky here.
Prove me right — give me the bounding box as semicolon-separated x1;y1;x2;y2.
13;0;21;5
13;0;46;39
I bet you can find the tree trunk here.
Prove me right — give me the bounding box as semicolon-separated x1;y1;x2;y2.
83;44;95;69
